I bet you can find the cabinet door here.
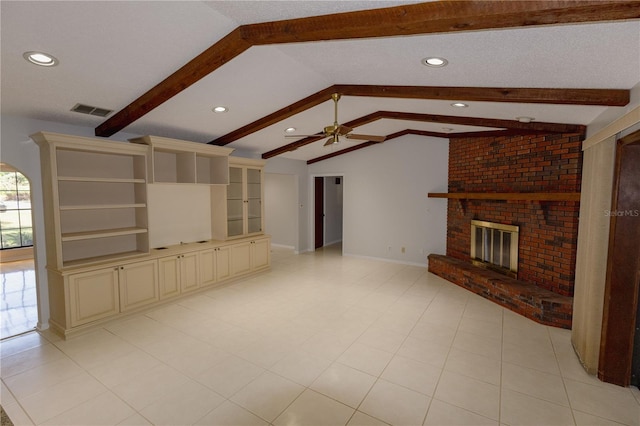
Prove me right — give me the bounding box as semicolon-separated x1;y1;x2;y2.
68;267;119;327
215;246;232;281
246;167;263;235
158;256;181;299
227;167;244;238
231;242;252;276
180;252;200;293
251;238;270;271
119;259;159;312
200;249;216;287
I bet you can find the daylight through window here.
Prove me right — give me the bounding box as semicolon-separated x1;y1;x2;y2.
0;164;33;249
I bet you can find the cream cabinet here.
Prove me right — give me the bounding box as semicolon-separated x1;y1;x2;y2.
230;237;271;277
158;252;200;299
65;257;159;327
118;259;159;312
212;158;266;240
128;135;232;184
200;247;232;285
32;132;150;269
67;267;120;327
34;132;271;339
215;246;232;281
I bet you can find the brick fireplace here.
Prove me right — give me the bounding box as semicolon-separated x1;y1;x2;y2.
428;132;584;328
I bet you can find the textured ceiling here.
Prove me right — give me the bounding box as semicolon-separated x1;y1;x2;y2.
2;1;639;162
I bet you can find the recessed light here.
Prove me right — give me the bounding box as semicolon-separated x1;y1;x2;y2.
23;51;58;67
451;102;468;108
212;106;228;113
285;127;296;133
516;116;535;123
422;57;448;67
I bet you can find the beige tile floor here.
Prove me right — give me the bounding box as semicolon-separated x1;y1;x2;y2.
1;244;639;425
0;259;37;339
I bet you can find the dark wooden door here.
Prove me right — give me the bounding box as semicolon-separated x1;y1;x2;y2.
314;177;324;249
599;129;640;386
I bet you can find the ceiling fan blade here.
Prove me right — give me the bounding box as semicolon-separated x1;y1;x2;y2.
345;134;386;142
336;125;353;135
323;134;339;146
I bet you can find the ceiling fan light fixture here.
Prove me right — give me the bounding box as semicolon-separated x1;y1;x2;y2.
23;51;58;67
451;102;468;108
422;57;448;67
212;106;228;113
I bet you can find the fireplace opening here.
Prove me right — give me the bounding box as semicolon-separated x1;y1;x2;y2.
470;220;519;278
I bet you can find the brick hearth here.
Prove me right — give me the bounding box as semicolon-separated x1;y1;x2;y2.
429;132;583;327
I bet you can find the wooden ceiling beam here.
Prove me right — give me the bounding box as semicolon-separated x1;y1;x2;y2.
243;1;640;45
377;111;587;134
333;84;629;106
262;111;384;159
306;130;411;165
305;124;587;164
217;84;612;146
262;110;586;159
95;28;250;137
95;1;639;137
211;86;338;146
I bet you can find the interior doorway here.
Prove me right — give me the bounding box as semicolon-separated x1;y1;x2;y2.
0;163;38;339
598;129;640;386
314;177;324;249
313;175;343;251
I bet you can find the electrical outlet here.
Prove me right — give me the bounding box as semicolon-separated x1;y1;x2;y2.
401;247;405;254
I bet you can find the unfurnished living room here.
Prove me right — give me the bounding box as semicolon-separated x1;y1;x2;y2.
1;1;640;425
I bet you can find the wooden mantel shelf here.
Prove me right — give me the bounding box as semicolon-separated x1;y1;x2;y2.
427;192;580;202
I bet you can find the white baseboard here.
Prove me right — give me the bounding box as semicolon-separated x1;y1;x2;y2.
270;243;295;250
342;252;427;267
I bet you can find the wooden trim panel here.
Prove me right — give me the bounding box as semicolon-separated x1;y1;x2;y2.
427;192;581;201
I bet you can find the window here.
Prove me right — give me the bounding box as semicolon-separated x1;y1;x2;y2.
0;164;33;249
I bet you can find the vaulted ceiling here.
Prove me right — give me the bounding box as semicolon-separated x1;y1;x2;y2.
2;1;639;163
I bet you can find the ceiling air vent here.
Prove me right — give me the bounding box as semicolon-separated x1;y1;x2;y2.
70;103;113;117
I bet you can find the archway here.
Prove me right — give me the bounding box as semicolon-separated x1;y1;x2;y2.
0;162;38;338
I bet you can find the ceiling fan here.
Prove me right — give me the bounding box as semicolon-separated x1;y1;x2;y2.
287;93;386;146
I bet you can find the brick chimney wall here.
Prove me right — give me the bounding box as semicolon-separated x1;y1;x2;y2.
446;133;583;296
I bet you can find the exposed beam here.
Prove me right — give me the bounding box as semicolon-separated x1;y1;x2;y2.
261;111;382;159
305;124;588;164
214;85;625;146
95;1;640;137
211;86;337;146
306;130;411;165
307;141;380;165
333;84;629;106
243;1;640;45
95;28;250;137
378;111;587;134
262;111;586;159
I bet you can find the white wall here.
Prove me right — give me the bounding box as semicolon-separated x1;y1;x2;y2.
309;135;449;265
264;157;310;253
323;176;343;245
264;173;297;249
